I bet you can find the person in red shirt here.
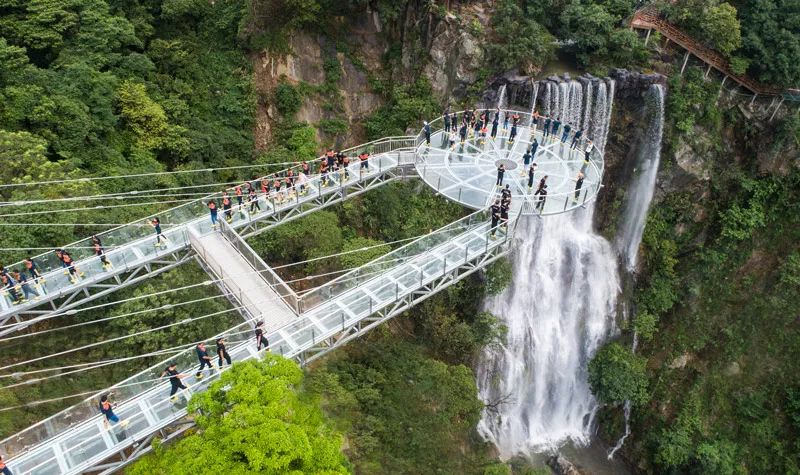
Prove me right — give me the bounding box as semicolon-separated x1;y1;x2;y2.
358;152;369;174
0;453;13;475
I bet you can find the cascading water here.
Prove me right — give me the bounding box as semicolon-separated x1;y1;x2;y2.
477;206;620;456
477;83;620;456
615;84;665;272
582;82;593;134
497;84;508;110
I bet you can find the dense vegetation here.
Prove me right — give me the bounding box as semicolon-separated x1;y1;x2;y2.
0;0;254;264
593;68;800;473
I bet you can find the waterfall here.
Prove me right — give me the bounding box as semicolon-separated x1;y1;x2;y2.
529;82;539;125
543;82;552;116
477;204;620;456
497;84;508;110
582;82;593;134
615;84;665;272
590;82;608;149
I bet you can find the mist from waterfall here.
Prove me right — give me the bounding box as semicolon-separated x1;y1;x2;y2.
477;79;621;456
615;84;666;272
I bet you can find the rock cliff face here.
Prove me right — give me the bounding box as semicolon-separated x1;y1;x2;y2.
252;11;386;148
252;2;491;147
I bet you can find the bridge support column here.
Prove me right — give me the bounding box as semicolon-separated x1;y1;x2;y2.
769;97;785;121
717;76;728;100
680;52;690;75
749;94;758;107
705;64;712;78
644;29;652;46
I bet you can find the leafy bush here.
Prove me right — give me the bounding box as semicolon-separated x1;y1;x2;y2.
588;342;649;406
485;257;513;295
128;358;348;474
274;82;302;116
633;311;658;341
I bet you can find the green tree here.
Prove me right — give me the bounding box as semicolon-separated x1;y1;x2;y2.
739;0;800;87
128;358;349;475
484;257;512;295
560;1;616;66
588;342;648;406
486;0;556;74
702;3;741;56
117;80;187;153
340;236;390;269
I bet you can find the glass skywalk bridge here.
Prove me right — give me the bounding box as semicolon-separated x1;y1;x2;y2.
1;109;606;474
0;137;418;335
1;208;518;475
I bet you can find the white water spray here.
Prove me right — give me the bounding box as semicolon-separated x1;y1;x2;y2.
615;84;665;272
477;205;620;456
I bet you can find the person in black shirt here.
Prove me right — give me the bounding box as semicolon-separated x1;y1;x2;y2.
543;116;551;139
444;112;451;133
501;184;512;203
500;202;510;232
160;363;188;401
496;164;505;187
509;122;517;143
561;123;571;143
574;172;585;201
527;162;538;191
491;115;499;139
571;129;583;150
255;320;269;352
490;200;501;238
195;342;214;379
521;149;532;176
535;184;548;211
216;338;232;367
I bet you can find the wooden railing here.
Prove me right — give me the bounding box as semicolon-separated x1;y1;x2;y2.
631;8;783;96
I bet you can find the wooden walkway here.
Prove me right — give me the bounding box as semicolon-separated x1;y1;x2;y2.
630;8;783;97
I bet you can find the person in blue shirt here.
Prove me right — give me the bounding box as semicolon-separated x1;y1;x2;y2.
99;394;128;430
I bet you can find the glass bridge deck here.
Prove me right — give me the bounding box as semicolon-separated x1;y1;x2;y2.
414;110;604;215
2;209;512;475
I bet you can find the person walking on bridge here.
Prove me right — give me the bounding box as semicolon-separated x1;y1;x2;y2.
527;160;538;191
149;217;167;247
496;163;506;188
574;172;585;202
444;111;451;133
490;200;501;238
1;273;22;305
358;151;370;174
99;394;127;430
255;320;270;352
216;337;232;367
195;342;215;379
424;121;432;145
459;122;467;144
13;270;39;301
208;200;219;229
160;363;188;403
491;113;499;139
521;149;532;176
24;257;45;293
509;121;518;143
222;192;232;223
55;249;82;283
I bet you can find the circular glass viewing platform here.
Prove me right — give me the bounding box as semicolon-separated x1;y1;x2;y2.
414;109;604;216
